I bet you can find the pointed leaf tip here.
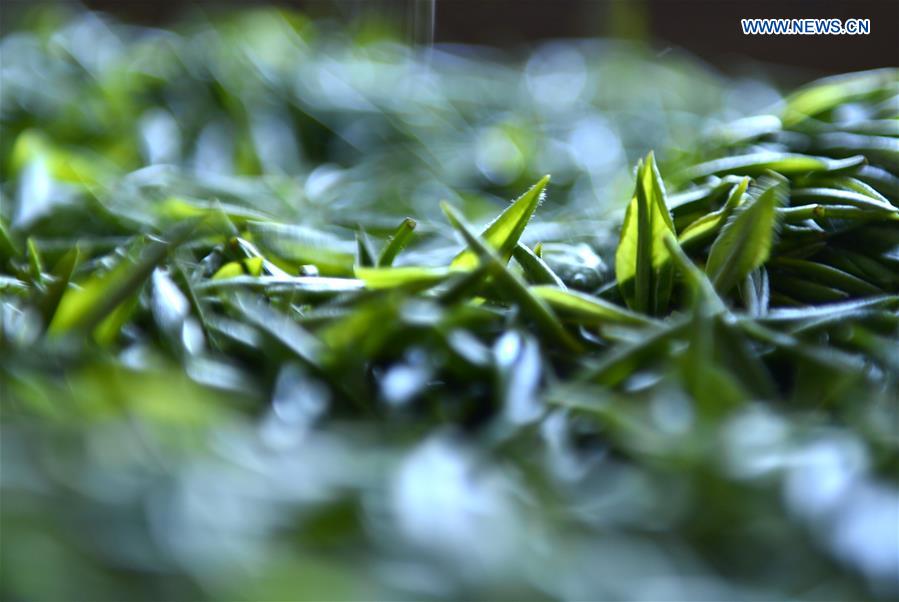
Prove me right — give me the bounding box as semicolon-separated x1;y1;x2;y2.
450;176;550;270
614;152;676;316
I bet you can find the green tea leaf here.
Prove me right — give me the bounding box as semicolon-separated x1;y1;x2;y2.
663;232;727;315
790;187;898;213
247;222;356;276
678;306;747;414
157;197;270;226
0;219;19;262
198;275;364;296
760;295;899;323
442;201;581;351
741;268;770;318
355;265;451;289
803;176;890;205
26;237;45;287
615;152;676;315
49;239;171;337
771;274;850;303
581;318;690;387
355;228;378;267
213;257;264;279
230;293;323;369
38;247;79;330
783;68;899;125
678;177;749;248
48;221;196;338
451;175;549;270
231;237;291;277
680;152;865;181
377;217;416;267
778;204;899;223
513;243;565;288
529;285;653;326
706;176;786;295
771;257;882;296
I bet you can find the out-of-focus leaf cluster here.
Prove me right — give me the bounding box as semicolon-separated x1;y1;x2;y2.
1;8;898;602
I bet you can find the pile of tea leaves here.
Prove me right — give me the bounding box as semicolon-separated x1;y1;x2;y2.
1;9;898;602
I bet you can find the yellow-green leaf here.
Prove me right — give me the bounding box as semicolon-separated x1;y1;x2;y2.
49;239;171;339
529;286;653;326
678;177;749;249
680;152;865;181
614;152;676;315
783;68;898;126
354;265;451;289
451;175;549;270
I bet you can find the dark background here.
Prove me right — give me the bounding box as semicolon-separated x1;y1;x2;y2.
2;0;898;75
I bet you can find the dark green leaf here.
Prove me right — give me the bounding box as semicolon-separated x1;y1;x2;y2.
513;243;565;288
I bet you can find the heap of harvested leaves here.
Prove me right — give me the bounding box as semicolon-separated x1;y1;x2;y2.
1;9;897;602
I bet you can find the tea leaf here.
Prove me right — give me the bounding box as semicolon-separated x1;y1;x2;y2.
377;217;417;267
451;175;549;270
355;228;378;267
247;222;356;276
38;246;79;329
760;295;899;323
355;265;451;289
741;268;770;317
25;238;45;287
582;318;690;386
442;201;581;351
706;176;786;295
771;257;882;296
49;234;183;337
663;232;727;315
783;68;899;125
198;275;365;296
678;177;749;248
0;219;18;262
615;152;676;315
791;187;898;213
680;152;865;181
529;285;653;326
513;243;565;288
804;176;890;205
229;293;323;369
778;204;899;223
